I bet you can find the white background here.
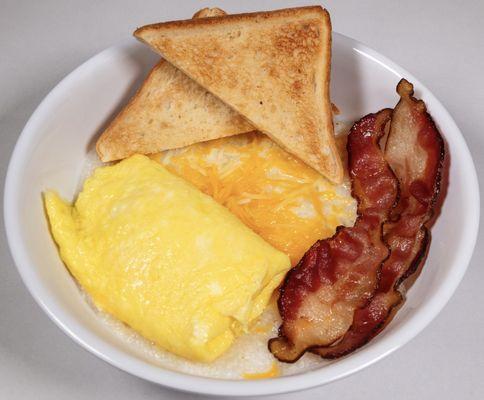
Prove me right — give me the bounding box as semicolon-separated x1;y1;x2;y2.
1;0;483;398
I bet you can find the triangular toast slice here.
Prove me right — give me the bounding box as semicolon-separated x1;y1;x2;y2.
134;6;343;183
96;8;253;162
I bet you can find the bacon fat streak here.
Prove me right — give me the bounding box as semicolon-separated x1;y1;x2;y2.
314;79;444;359
269;79;445;362
269;109;399;362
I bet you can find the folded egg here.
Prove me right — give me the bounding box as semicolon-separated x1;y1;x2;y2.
44;154;290;362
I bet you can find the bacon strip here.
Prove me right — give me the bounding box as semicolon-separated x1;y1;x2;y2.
313;79;445;359
269;109;398;362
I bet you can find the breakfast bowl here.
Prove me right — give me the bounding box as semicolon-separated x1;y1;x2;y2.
4;32;480;396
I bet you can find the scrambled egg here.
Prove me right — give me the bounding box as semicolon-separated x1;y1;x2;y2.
152;132;356;265
44;155;290;362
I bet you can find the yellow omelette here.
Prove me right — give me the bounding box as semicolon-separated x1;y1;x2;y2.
44;155;290;362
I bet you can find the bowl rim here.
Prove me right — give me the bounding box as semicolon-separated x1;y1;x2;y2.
3;32;480;397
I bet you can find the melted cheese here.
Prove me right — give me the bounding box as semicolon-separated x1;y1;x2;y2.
151;132;356;265
243;362;281;380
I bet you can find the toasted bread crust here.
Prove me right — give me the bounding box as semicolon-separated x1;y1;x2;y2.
135;6;343;183
192;7;226;19
137;6;327;32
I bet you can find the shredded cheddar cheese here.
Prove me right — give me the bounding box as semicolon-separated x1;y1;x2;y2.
151;132;356;265
243;362;281;380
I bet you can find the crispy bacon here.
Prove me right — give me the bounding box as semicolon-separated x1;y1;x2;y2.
313;79;445;359
268;109;398;362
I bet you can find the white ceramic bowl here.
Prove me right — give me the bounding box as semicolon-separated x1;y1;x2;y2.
4;33;480;397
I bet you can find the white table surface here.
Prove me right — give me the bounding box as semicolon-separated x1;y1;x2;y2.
1;0;483;398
